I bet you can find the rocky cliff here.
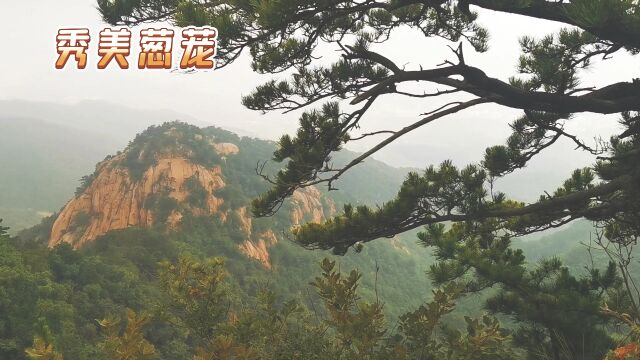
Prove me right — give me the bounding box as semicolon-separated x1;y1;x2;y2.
49;155;225;248
47;122;336;268
290;186;336;227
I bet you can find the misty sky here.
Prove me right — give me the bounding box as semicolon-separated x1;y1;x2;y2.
1;0;636;197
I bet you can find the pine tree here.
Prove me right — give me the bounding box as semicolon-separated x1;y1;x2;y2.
95;1;640;357
96;0;640;251
420;222;620;359
25;320;63;360
98;309;157;360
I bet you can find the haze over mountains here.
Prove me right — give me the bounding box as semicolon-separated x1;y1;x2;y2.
8;115;438;325
1;100;404;232
0;99;598;234
0;101;202;231
0;99;609;359
0;112;434;359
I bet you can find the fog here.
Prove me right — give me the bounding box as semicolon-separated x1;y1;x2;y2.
1;0;636;200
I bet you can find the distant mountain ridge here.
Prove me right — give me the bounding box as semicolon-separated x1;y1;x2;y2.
0;100;205;232
0;99;202;144
0;100;409;233
23;121;414;268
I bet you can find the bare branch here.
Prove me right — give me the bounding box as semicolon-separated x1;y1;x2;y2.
349;130;397;141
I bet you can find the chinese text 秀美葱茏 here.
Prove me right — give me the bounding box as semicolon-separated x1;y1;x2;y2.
55;27;217;70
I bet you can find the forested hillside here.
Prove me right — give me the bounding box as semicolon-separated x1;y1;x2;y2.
0;122;442;359
3;117;635;360
3;0;640;357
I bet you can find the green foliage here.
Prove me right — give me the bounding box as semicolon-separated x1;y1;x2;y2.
515;29;602;93
2;213;638;359
98;309;157;360
184;176;209;209
157;256;333;359
158;256;228;341
162;256;514;360
566;0;640;48
24;319;64;360
219;289;330;360
398;283;513;360
144;193;179;224
71;211;91;230
0;212;490;359
75;173;97;197
25;336;63;360
0;220;41;359
119;122;222;181
292;161;490;254
252;103;350;217
419;221;620;359
311;258;386;359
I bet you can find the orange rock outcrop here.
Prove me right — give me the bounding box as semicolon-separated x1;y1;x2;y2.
290;186;336;226
238;186;336;269
48;145;339;270
239;230;278;269
235;207;253;236
49;156;225;249
235;206;279;268
213;142;240;156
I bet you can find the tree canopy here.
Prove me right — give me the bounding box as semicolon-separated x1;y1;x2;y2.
95;1;640;358
98;0;640;252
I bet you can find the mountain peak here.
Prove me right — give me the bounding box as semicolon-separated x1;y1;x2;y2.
47;122;335;268
49;122;233;248
49;155;228;249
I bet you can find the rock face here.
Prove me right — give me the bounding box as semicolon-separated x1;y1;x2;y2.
47;124;339;269
290;186;336;227
235;206;278;269
239;230;278;269
236;186;335;268
49;155;225;249
213;142;240;156
235;206;253;236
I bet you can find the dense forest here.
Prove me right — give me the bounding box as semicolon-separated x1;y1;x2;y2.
1;218;508;360
0;122;439;359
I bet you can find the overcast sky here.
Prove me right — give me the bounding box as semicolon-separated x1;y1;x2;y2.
1;0;636;197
